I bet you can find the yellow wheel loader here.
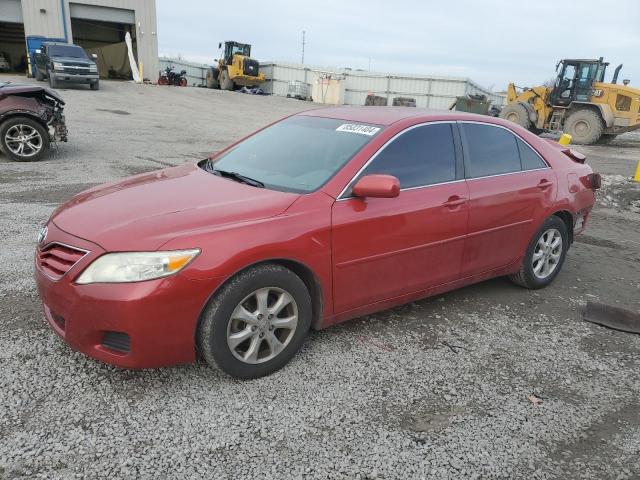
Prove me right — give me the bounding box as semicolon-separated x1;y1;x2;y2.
207;41;265;91
501;58;640;144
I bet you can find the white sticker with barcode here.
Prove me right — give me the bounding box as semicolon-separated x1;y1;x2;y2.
336;124;381;136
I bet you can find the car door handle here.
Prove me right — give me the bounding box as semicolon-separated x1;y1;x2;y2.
442;196;466;208
537;180;553;189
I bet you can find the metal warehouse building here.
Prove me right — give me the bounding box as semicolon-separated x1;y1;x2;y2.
0;0;159;81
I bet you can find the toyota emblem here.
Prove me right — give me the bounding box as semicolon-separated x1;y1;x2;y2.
38;225;48;245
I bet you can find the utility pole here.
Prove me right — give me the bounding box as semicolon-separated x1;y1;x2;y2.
301;30;306;64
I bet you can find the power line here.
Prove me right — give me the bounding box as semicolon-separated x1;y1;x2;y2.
301;31;305;64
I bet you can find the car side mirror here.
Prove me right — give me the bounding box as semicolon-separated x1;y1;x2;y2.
352;174;400;199
91;53;98;59
35;49;42;54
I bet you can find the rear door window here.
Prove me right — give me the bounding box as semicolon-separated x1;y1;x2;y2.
516;139;547;170
460;123;521;178
354;123;457;190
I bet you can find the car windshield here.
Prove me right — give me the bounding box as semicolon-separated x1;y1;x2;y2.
48;45;88;59
204;116;382;193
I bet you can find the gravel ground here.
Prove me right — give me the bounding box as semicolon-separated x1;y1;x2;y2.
1;76;640;479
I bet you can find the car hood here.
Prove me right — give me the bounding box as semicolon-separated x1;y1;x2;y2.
0;82;65;104
52;163;300;251
52;55;95;65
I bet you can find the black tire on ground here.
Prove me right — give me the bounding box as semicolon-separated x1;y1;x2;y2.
596;134;617;145
509;215;569;289
563;109;604;145
48;72;58;89
220;69;234;91
197;264;312;379
35;69;44;81
0;116;50;162
90;81;99;91
499;103;532;129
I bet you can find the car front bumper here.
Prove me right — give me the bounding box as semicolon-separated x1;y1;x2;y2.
50;71;99;84
34;222;224;369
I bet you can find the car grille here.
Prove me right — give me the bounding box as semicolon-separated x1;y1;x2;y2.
37;243;88;280
60;64;90;74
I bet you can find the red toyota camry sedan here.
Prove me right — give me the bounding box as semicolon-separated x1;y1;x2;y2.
35;107;599;378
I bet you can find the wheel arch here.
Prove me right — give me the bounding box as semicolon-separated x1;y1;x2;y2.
0;110;48;128
194;257;325;350
551;209;574;245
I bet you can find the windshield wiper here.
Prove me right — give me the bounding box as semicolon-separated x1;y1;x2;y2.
209;167;264;188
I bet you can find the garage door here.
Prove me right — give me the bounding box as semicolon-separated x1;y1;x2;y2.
69;3;135;24
0;0;23;23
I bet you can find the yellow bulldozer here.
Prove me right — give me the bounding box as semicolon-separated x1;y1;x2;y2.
206;41;265;91
500;58;640;144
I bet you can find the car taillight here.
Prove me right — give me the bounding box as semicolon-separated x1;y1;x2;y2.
588;173;602;190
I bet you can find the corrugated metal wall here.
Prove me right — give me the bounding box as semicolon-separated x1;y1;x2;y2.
157;58;507;109
19;0;159;81
260;61;506;107
20;0;67;39
159;57;209;87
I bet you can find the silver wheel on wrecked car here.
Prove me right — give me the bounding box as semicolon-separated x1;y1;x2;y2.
0;117;50;162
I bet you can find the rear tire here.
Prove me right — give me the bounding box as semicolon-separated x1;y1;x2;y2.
0;116;49;162
564;109;604;145
179;77;187;87
35;69;44;81
220;69;234;91
197;264;312;379
500;103;532;130
157;76;168;86
509;215;569;289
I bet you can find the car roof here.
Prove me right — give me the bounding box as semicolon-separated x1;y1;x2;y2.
298;106;495;126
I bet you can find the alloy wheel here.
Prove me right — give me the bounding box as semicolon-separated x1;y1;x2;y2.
4;124;43;158
532;228;563;279
226;287;298;364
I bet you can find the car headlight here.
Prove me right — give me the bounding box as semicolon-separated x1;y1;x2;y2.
76;249;200;284
89;64;98;72
53;62;64;70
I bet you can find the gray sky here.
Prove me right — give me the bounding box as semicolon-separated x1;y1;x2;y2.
157;0;640;92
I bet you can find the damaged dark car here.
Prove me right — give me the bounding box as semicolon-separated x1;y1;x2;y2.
0;81;67;162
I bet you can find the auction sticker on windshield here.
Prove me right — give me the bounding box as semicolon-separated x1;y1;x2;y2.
336;124;381;136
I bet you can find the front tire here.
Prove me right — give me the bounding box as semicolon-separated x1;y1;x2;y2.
220;69;234;91
206;67;220;89
500;103;532;130
48;72;58;89
90;81;99;91
0;117;49;162
564;109;604;145
510;216;569;289
197;264;312;379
